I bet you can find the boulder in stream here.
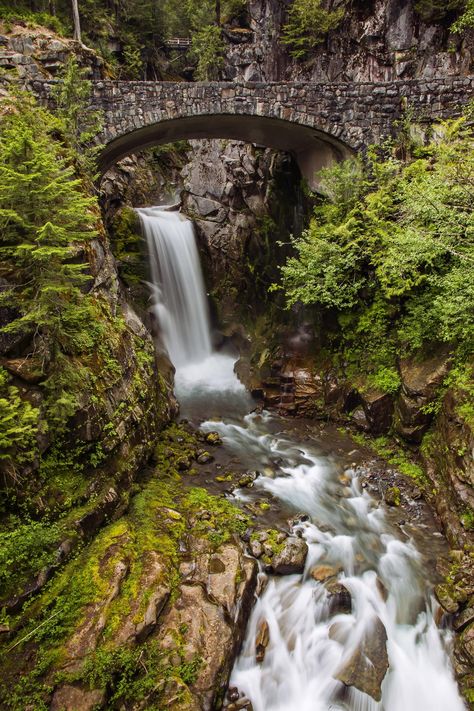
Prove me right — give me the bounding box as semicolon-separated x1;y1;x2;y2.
255;619;270;662
266;536;308;575
335;616;389;701
326;578;352;614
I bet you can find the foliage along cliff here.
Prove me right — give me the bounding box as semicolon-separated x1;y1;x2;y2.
0;48;176;621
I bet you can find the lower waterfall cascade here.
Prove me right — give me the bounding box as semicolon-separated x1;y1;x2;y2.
140;205;465;711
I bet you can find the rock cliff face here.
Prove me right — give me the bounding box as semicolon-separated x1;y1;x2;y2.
0;20;104;85
0;24;176;614
0;424;259;711
225;0;473;82
181;139;307;324
0;222;176;611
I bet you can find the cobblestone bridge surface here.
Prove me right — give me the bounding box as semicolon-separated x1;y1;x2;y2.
32;76;474;178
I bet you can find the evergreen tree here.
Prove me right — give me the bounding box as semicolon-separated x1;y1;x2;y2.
0;95;98;355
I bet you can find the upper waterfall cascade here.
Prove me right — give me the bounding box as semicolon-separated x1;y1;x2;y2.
138;206;250;418
137;206;212;367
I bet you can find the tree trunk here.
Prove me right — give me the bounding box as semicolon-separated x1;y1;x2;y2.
71;0;82;43
215;0;221;25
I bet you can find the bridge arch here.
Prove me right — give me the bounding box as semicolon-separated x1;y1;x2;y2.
98;112;353;190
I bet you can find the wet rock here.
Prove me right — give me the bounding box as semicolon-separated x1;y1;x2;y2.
228;686;240;702
454;607;474;633
461;623;474;663
177;456;192;470
288;513;310;526
267;536;308;575
435;583;460;614
262;543;274;558
196;451;214;465
328;621;350;645
394;352;451;442
351;406;370;431
376;577;389;602
255;619;270;663
1;356;44;383
335;616;389;701
75;487;121;541
249;540;263;558
50;684;105;711
62;558;129;673
326;579;352;614
238;471;258;487
204;431;223;446
360;389;394;435
226;700;254;711
384;486;401;507
399;353;450;398
156;541;258;710
310;564;342;582
113;552;170;646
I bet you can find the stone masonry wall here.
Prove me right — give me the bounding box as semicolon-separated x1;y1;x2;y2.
31;76;474;159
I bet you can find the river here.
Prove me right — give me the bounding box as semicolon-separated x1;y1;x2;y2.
138;206;465;711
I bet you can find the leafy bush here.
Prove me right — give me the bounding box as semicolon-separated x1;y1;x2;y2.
0;518;60;596
281;0;346;59
279;116;474;379
0;368;40;479
0;5;67;35
452;0;474;32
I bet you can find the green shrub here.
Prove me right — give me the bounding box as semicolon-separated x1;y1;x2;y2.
279;116;474;379
0;367;40;478
281;0;346;59
0;518;61;597
191;24;225;80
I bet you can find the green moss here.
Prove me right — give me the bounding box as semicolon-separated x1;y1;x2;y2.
0;419;249;708
367;366;401;395
385;486;401;506
461;508;474;531
351;432;426;484
251;528;285;565
183;486;250;548
0;518;62;599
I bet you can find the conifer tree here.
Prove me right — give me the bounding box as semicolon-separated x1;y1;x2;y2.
0;95;98;356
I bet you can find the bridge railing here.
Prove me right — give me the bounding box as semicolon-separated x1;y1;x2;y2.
165;38;192;49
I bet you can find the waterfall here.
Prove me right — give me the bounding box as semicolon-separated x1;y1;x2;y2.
137;207;464;711
137;206;251;418
137;206;212;367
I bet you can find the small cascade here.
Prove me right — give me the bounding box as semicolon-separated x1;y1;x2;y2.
201;414;465;711
137;206;212;367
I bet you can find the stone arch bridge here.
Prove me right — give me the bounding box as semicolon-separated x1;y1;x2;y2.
33;76;474;188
